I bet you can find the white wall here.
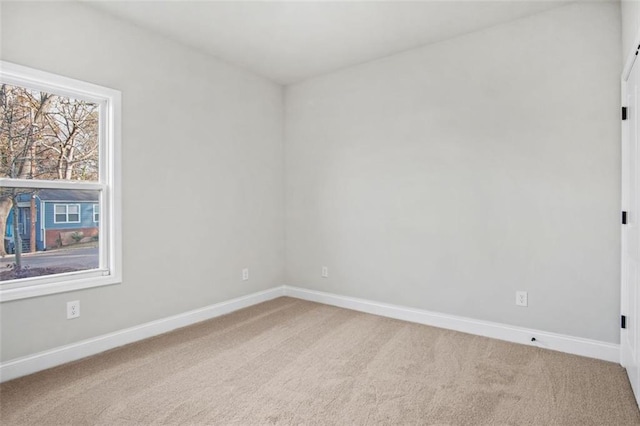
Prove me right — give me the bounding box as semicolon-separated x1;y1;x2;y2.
0;1;625;364
285;2;622;343
622;0;640;61
0;2;285;361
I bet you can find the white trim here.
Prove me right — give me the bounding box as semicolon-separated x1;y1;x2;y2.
621;30;640;407
283;286;620;363
93;204;99;223
0;61;122;301
0;285;621;382
0;178;103;191
0;61;117;104
0;286;286;382
621;76;630;369
0;269;114;301
39;199;100;203
53;203;81;224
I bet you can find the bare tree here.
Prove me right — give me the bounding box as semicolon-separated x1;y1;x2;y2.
41;97;99;181
0;84;98;268
0;85;51;264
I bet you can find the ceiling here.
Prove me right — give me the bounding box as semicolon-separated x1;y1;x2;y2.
88;1;570;85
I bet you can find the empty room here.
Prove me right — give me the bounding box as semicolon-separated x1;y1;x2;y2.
1;0;640;424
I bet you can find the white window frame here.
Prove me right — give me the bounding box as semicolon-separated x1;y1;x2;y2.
0;61;122;302
93;204;99;223
54;204;82;224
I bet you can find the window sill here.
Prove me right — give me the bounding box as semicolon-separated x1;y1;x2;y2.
0;272;121;302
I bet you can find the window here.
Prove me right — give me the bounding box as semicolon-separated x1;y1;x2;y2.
54;204;81;224
0;61;121;301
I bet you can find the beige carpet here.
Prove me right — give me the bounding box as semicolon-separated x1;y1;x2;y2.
1;297;639;425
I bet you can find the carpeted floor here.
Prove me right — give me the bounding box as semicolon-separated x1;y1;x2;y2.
1;297;639;425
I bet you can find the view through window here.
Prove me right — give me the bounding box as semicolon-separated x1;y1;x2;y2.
0;62;120;299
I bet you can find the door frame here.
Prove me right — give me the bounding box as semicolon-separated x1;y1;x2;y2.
621;27;640;408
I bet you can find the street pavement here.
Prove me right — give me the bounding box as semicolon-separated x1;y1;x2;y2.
0;247;99;271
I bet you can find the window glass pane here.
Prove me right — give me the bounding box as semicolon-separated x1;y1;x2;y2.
0;84;99;181
1;188;100;281
0;62;120;300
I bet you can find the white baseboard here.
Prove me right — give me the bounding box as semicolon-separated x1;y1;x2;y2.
0;286;285;383
283;286;620;364
1;284;620;383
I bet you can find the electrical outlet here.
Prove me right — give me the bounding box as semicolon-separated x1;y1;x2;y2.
242;268;249;281
67;300;80;319
321;266;328;278
516;291;528;307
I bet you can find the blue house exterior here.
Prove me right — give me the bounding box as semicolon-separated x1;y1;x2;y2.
4;189;99;253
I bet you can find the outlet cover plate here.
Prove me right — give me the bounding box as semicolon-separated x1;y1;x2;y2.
321;266;328;278
67;300;80;319
516;291;528;307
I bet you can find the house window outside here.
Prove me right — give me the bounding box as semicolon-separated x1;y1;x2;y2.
54;204;81;224
0;61;122;302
